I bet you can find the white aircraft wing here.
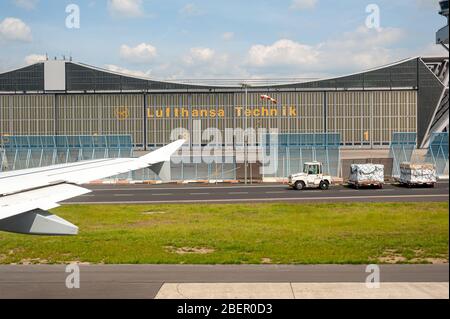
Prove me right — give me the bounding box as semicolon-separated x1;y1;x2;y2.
0;139;185;236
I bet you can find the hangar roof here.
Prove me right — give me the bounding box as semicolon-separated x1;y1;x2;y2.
0;56;447;93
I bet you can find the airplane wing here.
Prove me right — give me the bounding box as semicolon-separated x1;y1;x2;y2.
0;139;185;236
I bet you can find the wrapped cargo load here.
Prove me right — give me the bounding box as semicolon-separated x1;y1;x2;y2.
398;163;436;186
348;164;384;188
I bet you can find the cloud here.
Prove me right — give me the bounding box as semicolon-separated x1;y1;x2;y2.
183;47;215;65
414;43;449;57
131;25;406;80
13;0;38;10
290;0;318;10
104;64;151;78
108;0;144;18
24;54;46;65
119;43;157;63
322;26;405;70
180;3;202;16
248;39;319;67
0;17;32;42
165;47;248;79
222;32;234;41
245;26;405;75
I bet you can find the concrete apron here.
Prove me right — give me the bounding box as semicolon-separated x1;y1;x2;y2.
155;282;449;299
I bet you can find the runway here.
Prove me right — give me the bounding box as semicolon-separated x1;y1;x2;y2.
0;265;447;299
64;182;450;204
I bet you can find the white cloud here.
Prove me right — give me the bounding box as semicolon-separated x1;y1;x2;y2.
184;47;215;65
155;47;245;79
290;0;318;10
105;64;151;78
108;0;144;18
246;26;405;74
143;26;406;79
248;39;319;67
414;43;448;57
0;17;32;42
119;43;157;63
13;0;38;10
180;3;202;16
322;26;405;70
24;54;46;65
222;32;234;41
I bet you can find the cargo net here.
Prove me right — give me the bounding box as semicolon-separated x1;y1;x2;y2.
389;132;417;177
0;135;133;172
425;132;449;178
262;133;341;178
398;163;437;185
349;164;384;184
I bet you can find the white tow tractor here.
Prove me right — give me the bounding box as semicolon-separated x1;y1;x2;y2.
288;162;332;190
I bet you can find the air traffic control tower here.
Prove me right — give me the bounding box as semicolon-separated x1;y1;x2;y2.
437;0;449;46
423;0;449;146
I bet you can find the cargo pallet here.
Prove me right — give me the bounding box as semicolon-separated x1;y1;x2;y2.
395;178;436;188
347;180;384;189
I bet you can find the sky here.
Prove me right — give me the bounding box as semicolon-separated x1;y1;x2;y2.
0;0;447;80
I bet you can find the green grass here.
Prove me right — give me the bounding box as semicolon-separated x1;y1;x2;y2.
0;202;448;265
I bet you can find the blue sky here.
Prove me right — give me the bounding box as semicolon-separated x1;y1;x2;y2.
0;0;447;79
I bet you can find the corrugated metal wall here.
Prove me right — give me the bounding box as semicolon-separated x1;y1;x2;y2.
0;90;417;148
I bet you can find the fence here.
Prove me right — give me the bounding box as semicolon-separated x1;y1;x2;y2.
2;133;343;181
0;135;133;171
262;133;341;178
425;132;449;177
389;132;417;177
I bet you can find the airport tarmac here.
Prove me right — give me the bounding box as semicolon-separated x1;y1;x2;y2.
64;182;450;204
0;265;448;299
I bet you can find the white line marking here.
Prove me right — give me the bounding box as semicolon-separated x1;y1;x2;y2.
228;192;249;195
151;193;173;196
113;194;134;197
65;194;449;204
88;185;289;191
265;191;285;194
189;193;210;195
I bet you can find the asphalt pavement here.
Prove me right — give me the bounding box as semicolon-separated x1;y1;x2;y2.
63;182;449;204
0;264;448;299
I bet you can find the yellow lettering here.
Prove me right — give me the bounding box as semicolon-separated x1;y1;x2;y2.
235;107;243;116
155;109;163;118
200;109;208;117
218;109;225;117
210;109;216;117
147;108;153;118
270;108;278;117
261;107;269;117
364;131;369;141
181;108;189;118
192;109;199;117
253;109;260;117
245;109;252;117
289;107;297;117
